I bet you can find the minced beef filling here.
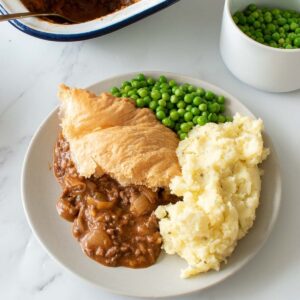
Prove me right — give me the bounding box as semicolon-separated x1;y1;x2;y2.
53;134;180;268
20;0;138;23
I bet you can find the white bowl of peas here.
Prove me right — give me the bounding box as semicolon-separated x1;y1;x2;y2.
220;0;300;92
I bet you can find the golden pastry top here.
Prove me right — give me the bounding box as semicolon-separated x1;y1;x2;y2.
58;84;181;189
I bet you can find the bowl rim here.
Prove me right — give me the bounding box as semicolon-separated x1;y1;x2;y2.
0;0;179;41
21;71;282;298
225;0;300;53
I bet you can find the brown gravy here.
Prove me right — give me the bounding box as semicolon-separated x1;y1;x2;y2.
20;0;139;23
54;134;180;268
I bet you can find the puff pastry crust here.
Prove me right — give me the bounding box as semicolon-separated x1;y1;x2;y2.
58;84;180;189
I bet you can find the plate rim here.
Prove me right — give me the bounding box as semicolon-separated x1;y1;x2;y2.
21;71;282;297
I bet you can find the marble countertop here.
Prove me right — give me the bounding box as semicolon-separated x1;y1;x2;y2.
1;0;300;299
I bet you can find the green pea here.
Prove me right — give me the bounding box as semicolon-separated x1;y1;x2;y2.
160;88;170;94
143;96;151;106
170;111;180;121
180;123;190;133
138;88;148;98
128;89;137;96
159;75;167;83
196;88;205;96
248;4;257;12
136;73;145;81
219;104;225;113
209;103;220;113
149;101;158;110
158;99;167;107
169;79;176;87
159;82;168;88
162;93;170;101
197;115;208;126
205;91;215;101
136;99;145;108
179;132;187;140
132;80;141;88
290;22;298;30
218;115;226;123
193;96;202;106
123;85;131;93
184;112;193;122
147;78;155;85
270;41;278;47
272;8;280;16
131;94;138;100
191;107;200;116
162;118;174;128
288;32;296;40
185;105;193;112
111;87;119;94
278;17;287;25
247;16;255;24
156;110;166;120
208;113;218;123
177;101;186;109
175;88;184;97
253;21;261;28
293;37;300;47
151;90;162;100
226;116;233;122
188;85;196;92
217;96;225;104
187;121;194;128
180;84;188;92
183;94;193;104
122;81;131;88
264;14;272;23
267;23;276;32
178;108;186;116
156;106;165;112
170;95;179;104
256;37;264;43
193;116;199;125
272;32;280;41
199;103;208;112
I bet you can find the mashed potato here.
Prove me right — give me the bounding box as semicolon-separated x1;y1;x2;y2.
155;114;269;278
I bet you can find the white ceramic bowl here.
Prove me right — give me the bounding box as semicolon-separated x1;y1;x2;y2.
21;71;281;298
220;0;300;92
0;0;179;41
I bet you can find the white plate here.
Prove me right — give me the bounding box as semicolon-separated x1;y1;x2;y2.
21;72;281;298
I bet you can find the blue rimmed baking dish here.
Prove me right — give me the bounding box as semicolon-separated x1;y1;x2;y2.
0;0;179;42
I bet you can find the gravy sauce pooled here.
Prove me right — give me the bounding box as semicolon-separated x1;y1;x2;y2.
54;135;179;268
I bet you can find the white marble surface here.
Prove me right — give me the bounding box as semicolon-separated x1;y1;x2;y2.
0;0;300;299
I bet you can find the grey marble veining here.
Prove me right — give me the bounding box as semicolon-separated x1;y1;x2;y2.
0;0;300;299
